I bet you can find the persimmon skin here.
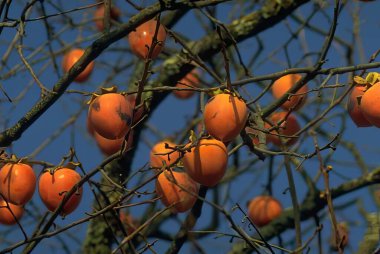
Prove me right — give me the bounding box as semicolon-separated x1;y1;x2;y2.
88;93;132;140
0;198;24;225
266;111;301;147
128;19;167;59
247;196;282;227
150;141;180;169
347;85;372;127
62;48;94;82
0;163;36;206
38;168;83;216
94;130;133;156
155;170;199;213
173;70;200;99
94;4;121;32
360;82;380;127
204;93;248;142
182;138;228;187
271;74;308;110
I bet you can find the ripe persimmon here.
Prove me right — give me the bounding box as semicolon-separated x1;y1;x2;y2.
360;82;380;127
38;168;83;216
271;74;308;110
94;130;133;156
204;93;248;142
155;170;198;213
150;141;180;169
62;48;94;82
182;138;228;187
0;163;36;206
173;69;200;99
0;198;24;225
347;85;372;127
266;111;301;146
88;93;132;139
94;4;121;32
247;195;282;227
128;19;166;59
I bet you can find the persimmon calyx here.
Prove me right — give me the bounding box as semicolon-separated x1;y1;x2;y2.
353;72;380;89
365;72;380;86
87;86;124;105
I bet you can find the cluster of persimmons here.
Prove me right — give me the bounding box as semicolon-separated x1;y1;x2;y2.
0;158;83;225
0;3;357;243
1;4;311;230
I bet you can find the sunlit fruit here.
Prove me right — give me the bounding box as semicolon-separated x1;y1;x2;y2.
94;130;134;156
204;93;248;142
330;222;349;250
182;138;228;187
247;195;282;227
0;162;36;206
347;85;372;127
266;111;301;146
94;4;121;32
173;69;200;99
62;48;95;82
0;198;24;225
360;82;380;127
155;170;199;213
88;93;132;139
38;168;83;216
150;140;180;169
271;74;308;110
128;19;167;59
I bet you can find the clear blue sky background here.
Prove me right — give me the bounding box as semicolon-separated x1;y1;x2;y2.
1;1;380;253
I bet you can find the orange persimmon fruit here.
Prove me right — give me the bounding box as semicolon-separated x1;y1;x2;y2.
0;162;36;206
271;74;308;110
347;85;372;127
359;82;380;127
247;195;282;227
150;140;180;169
128;19;167;59
94;4;121;32
173;69;200;99
94;130;134;156
204;93;248;142
88;93;132;140
155;170;198;213
62;48;95;82
0;198;24;225
266;111;301;146
38;168;83;216
182;138;228;187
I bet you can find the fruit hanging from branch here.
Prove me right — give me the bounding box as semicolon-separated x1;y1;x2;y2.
204;92;248;142
128;19;167;59
155;170;199;213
